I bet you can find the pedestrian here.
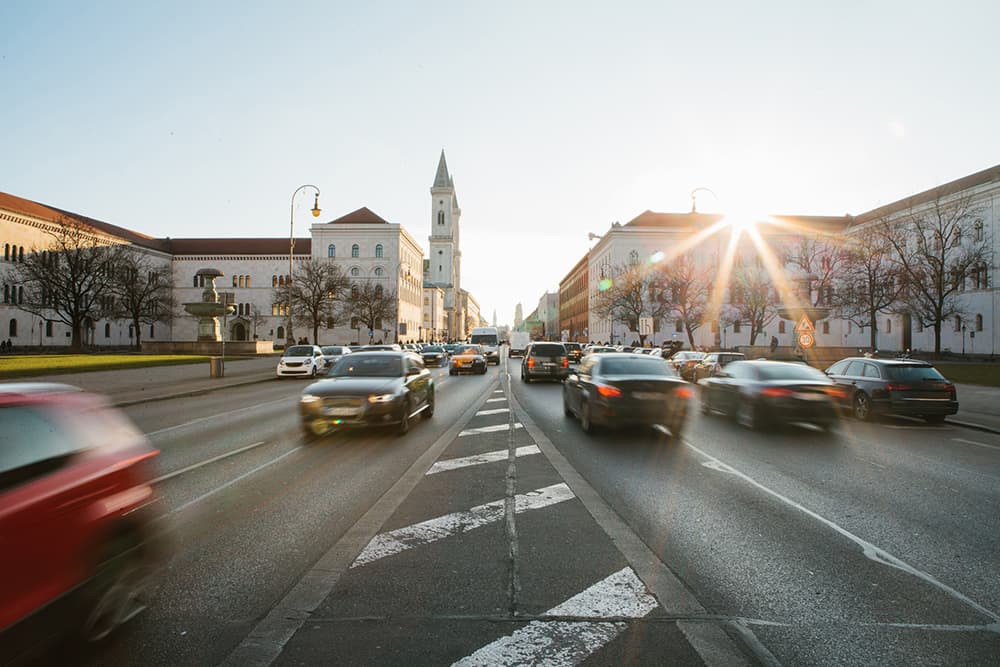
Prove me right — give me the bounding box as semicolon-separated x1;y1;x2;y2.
770;335;778;354
0;339;6;353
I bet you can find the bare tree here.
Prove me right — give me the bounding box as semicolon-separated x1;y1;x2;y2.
830;226;903;350
348;281;398;343
663;255;713;347
788;234;848;307
6;216;124;351
110;248;174;350
592;262;671;345
730;264;777;346
249;304;268;340
877;192;990;355
273;259;351;344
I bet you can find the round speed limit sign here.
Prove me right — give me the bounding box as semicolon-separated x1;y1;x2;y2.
797;332;815;348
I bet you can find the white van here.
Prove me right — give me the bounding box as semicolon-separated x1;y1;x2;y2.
508;331;531;358
470;326;501;365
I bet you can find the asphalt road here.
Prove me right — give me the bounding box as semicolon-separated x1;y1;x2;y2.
77;356;999;665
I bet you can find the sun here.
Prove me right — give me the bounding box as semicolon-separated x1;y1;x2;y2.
721;209;768;237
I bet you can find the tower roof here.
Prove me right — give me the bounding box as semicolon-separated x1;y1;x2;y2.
433;150;451;189
325;206;390;224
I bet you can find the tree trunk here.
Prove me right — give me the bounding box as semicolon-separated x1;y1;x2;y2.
134;317;143;351
869;309;878;351
686;326;696;348
70;321;84;352
933;322;942;356
313;324;319;345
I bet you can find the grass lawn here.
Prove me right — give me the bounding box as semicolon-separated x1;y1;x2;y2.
0;354;229;379
929;363;1000;388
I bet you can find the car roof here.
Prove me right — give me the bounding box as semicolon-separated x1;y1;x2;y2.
835;357;933;367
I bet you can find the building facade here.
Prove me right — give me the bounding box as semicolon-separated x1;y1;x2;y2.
558;254;590;342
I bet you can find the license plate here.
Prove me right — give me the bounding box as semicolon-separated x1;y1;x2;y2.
544;362;556;367
633;392;663;400
796;393;826;401
325;407;360;416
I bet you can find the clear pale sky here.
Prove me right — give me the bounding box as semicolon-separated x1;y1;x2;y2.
3;1;998;326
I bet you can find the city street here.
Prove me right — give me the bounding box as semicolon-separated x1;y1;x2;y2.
74;355;999;666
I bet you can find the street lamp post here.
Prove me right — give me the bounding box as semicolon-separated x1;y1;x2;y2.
962;324;967;356
288;185;322;347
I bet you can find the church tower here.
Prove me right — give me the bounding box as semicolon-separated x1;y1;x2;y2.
429;150;463;338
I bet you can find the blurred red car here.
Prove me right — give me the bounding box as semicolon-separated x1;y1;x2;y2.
1;383;164;663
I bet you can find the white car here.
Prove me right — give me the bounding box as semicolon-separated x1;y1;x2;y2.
320;345;351;371
277;345;326;378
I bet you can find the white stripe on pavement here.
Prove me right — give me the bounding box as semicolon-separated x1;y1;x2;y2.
475;408;510;416
352;483;574;567
493;390;504;394
426;445;541;475
452;568;658;667
951;437;1000;451
486;397;507;403
459;423;523;437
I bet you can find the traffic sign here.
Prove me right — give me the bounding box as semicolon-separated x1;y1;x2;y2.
797;332;815;348
794;315;815;333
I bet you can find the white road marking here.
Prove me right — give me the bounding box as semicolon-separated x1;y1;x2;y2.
493;389;504;394
686;440;1000;623
351;483;574;567
459;423;524;437
485;397;507;403
952;437;1000;451
144;398;291;437
168;447;301;516
476;407;510;416
426;445;540;475
452;568;658;667
151;441;268;484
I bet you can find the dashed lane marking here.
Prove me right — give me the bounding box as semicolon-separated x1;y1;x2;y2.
952;437;1000;451
460;423;524;437
451;567;658;667
351;483;574;567
426;445;541;475
493;389;504;394
485;397;508;403
476;407;511;416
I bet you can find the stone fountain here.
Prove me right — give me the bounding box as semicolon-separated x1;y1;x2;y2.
184;268;235;342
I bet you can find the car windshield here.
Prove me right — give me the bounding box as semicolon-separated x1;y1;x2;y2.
329;354;402;378
530;344;565;355
601;357;677;377
422;346;444;353
455;346;481;355
321;346;345;355
284;346;314;357
756;363;829;381
887;365;947;382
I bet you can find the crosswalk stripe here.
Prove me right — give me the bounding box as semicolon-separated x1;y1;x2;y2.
426;445;541;475
485;397;507;403
452;568;658;666
459;423;523;437
475;408;510;416
493;390;504;394
351;483;574;567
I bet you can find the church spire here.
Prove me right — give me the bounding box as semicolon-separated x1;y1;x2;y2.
433;149;451;188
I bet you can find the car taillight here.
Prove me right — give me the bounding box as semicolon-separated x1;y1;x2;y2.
527;357;535;368
596;384;622;398
562;357;569;368
823;386;846;399
761;387;795;398
885;383;912;392
944;383;956;398
674;386;695;399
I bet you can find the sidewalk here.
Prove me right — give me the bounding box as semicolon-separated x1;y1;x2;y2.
947;383;1000;434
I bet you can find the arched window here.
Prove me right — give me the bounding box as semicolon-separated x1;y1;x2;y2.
351;244;360;258
286;274;291;285
351;317;360;329
105;323;111;337
9;318;17;336
778;320;786;334
374;267;383;276
629;249;639;265
885;318;891;334
438;211;445;225
272;275;278;287
276;326;285;340
375;285;384;298
351;285;359;298
326;317;335;329
18;247;24;262
278;275;284;287
194;275;200;287
45;321;53;337
954;315;962;332
233;275;238;287
375;244;383;258
245;275;250;288
350;267;359;277
3;285;8;303
328;244;336;258
976;314;983;331
150;324;155;338
3;244;8;261
17;286;23;304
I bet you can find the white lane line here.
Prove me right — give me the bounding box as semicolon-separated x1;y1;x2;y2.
145;398;292;437
685;440;1000;624
452;568;658;667
485;397;507;403
151;441;268;484
168;448;301;516
493;390;504;394
459;423;523;437
952;437;1000;451
351;483;573;567
426;445;541;475
476;407;510;416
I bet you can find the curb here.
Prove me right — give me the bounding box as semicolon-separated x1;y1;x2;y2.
945;418;1000;436
112;375;278;408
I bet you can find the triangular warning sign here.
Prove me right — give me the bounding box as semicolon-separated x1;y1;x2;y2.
794;315;815;333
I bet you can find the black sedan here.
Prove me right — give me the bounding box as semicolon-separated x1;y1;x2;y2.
562;353;694;437
823;357;958;422
698;360;841;431
420;345;448;367
299;351;433;439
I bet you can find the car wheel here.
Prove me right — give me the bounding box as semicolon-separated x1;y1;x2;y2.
852;392;871;421
81;533;148;644
737;400;759;430
424;391;434;419
397;398;411;436
923;414;946;424
580;400;596;434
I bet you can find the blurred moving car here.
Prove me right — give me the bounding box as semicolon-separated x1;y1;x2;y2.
563;342;583;363
823;357;958;422
699;360;840;430
1;384;164;663
691;352;746;382
520;342;570;383
320;345;351;370
299;351;433;439
449;344;488;375
563;353;692;436
420;345;448;367
668;350;706;381
584;345;617;356
276;345;326;378
361;344;402;351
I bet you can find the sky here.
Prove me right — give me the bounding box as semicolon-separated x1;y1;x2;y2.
2;0;999;327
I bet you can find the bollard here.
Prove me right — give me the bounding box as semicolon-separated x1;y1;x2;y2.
210;356;224;378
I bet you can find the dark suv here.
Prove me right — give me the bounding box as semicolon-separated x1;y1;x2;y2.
563;342;583;363
520;342;570;383
824;357;958;422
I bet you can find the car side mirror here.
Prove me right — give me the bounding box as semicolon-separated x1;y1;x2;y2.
407;367;421;376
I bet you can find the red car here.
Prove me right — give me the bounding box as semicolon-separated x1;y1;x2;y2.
1;383;164;663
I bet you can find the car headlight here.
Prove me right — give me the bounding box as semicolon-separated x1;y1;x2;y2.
368;393;398;403
300;394;322;405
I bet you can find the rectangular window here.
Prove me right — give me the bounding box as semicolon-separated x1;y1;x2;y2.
822;321;830;334
733;321;741;333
